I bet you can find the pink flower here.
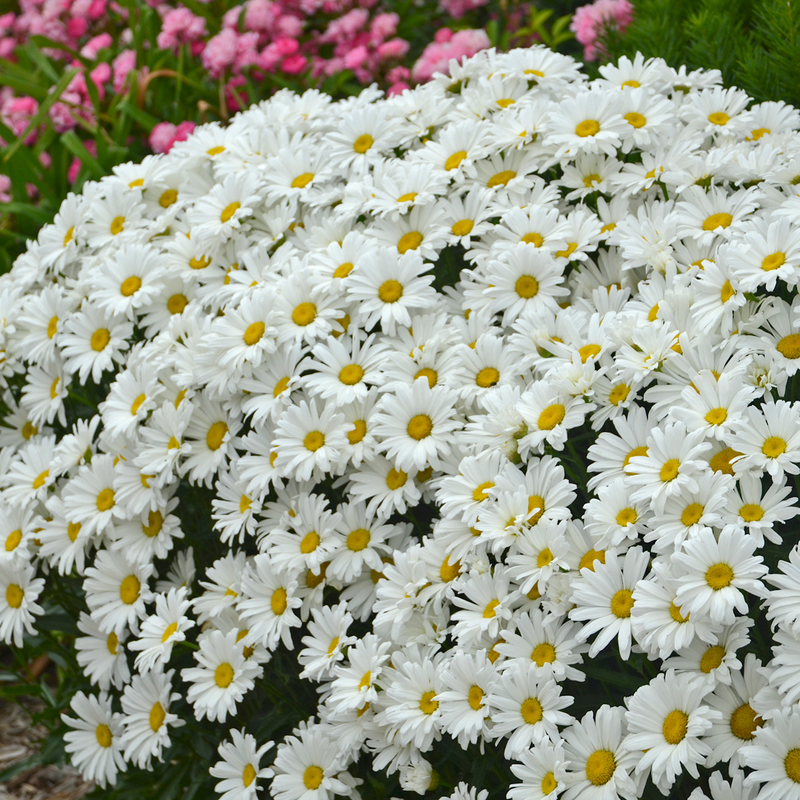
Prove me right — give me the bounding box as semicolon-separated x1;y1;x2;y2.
149;120;195;153
112;48;136;92
274;36;298;56
66;17;87;38
157;6;207;53
80;31;112;58
386;65;409;83
88;0;107;20
411;27;489;82
570;0;633;60
0;174;12;203
370;12;397;39
202;28;237;77
434;26;453;43
2;96;39;143
387;80;409;96
281;53;307;74
439;0;488;19
343;44;368;70
376;37;408;60
320;8;368;43
67;156;81;184
89;61;111;97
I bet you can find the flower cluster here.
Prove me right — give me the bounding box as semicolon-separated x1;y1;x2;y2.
569;0;633;61
4;44;800;800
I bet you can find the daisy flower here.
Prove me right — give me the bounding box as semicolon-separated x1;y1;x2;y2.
75;611;130;691
739;707;800;800
437;650;496;749
509;740;568;800
127;587;195;673
298;601;357;681
210;729;275;800
0;559;45;647
623;671;721;793
62;691;127;789
548;90;629;158
728;400;800;478
181;628;263;722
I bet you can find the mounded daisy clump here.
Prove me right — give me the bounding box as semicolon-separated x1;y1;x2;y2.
4;43;800;800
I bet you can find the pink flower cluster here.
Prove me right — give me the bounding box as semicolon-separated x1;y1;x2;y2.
411;27;490;82
570;0;633;61
438;0;488;21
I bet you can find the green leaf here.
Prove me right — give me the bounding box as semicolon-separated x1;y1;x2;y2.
59;131;105;178
3;66;80;163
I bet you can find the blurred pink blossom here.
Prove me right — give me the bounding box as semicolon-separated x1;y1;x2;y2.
411;27;489;82
438;0;487;19
570;0;633;60
157;6;207;53
149;119;196;153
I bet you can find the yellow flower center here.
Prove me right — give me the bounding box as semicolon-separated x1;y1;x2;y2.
624;112;646;128
271;587;288;615
611;588;634;618
6;584;24;608
660;458;680;482
730;703;762;740
398;231;423;253
63;227;74;246
207;146;225;155
669;601;690;623
189;255;211;270
787;750;800;783
96;488;115;512
378;279;404;303
143;510;163;537
47;316;58;338
358;671;372;690
159;189;178;208
415;368;437;388
579;343;601;363
700;644;726;673
515;274;539;298
720;280;734;304
95;724;112;748
680;503;704;526
348;419;367;445
609;383;630;405
300;531;320;553
583;173;601;188
120;275;142;297
445;151;467;170
705;407;727;425
206;421;228;451
91;328;110;352
778;334;800;360
67;521;81;542
487;170;516;188
334;262;354;279
21;422;37;440
580;549;605;571
353;134;373;153
762;436;787;458
705;563;734;589
50;378;60;399
243;764;257;787
702;212;733;232
575;119;600;137
521;232;544;247
662;710;688;744
483;599;500;618
149;702;165;732
215;662;234;688
33;469;49;489
167;294;188;314
397;192;417;204
347;528;371;551
110;216;125;235
452;219;474;236
537;548;553;568
220;201;240;223
407;414;433;440
339;364;364;385
710;447;741;474
476;367;500;388
616;507;638;526
291;173;314;189
386;467;407;490
520;697;543;725
106;632;118;654
273;376;290;397
585;750;615;786
439;556;460;582
762;252;785;271
749;127;770;140
243;321;265;346
708;111;730;126
161;621;178;643
304;430;325;451
472;481;494;502
739;503;764;522
419;690;438;714
468;685;484;710
531;642;556;666
303;766;324;790
541;772;557;795
538;403;565;430
292;302;317;327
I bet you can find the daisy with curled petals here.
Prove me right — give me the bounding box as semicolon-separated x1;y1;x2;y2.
0;560;44;647
328;501;395;584
488;660;574;758
273;398;347;483
688;770;757;800
584;478;650;550
63;453;124;538
1;434;57;507
183;398;241;488
721;471;799;546
190;171;261;242
210;729;274;800
127;587;194;673
75;612;130;692
437;650;496;749
704;653;768;771
484;245;569;327
561;705;640;800
119;668;184;769
451;567;516;648
672;528;767;626
436;451;514;526
62;691;127;789
237;554;303;650
346;455;422;520
569;546;649;660
623;670;721;794
518;380;594;455
328;632;391;713
181;628;263;722
626;421;711;513
272;269;343;346
727;218;800;292
89;243;165;320
372;380;461;471
548;90;629;159
60;304;132;384
346;248;437;336
83;549;155;635
740;706;800;800
270;724;350;800
509;740;568;800
298;602;357;681
674;185;760;245
728;400;800;478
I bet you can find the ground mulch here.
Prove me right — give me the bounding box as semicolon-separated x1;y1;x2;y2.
0;699;93;800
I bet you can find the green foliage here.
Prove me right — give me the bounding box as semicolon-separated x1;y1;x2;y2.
603;0;800;105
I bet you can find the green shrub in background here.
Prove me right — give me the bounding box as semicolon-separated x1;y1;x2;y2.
602;0;800;106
